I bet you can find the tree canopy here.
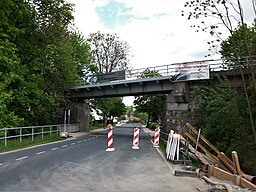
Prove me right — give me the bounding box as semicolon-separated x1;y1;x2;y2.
87;31;131;73
192;78;256;174
220;23;256;65
0;0;91;127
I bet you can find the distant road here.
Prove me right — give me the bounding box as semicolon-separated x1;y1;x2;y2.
0;123;207;191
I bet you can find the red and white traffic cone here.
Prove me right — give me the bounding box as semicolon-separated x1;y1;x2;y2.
106;127;115;152
132;128;140;149
153;127;160;147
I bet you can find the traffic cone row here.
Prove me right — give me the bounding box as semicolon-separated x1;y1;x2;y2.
106;125;161;152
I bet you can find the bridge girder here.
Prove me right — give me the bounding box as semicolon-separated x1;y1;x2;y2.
69;76;175;99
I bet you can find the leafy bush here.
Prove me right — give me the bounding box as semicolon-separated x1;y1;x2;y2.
149;122;158;131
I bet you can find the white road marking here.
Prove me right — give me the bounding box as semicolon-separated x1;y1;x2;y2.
71;142;75;145
51;147;58;151
77;141;82;144
0;163;3;166
62;145;68;148
83;139;87;142
36;151;45;155
88;138;91;141
16;156;28;161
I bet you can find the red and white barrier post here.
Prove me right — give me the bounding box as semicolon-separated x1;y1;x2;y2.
153;125;160;147
106;124;115;152
132;128;140;149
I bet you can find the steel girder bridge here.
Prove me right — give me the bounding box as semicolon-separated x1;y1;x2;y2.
68;59;248;99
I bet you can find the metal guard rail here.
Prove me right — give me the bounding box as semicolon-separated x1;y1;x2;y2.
0;124;78;147
75;58;256;86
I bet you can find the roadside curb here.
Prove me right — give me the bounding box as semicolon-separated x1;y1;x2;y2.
143;127;175;173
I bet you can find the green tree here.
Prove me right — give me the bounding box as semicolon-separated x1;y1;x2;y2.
134;112;148;124
182;0;256;142
87;31;131;73
126;105;134;117
0;0;91;127
91;97;126;128
0;0;28;127
220;24;256;142
192;77;256;174
220;24;256;67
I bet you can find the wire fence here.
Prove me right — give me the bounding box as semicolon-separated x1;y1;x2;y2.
0;124;78;147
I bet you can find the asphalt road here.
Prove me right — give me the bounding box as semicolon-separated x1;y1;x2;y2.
0;123;208;192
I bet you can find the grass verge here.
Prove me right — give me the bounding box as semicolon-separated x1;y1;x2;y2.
0;133;65;153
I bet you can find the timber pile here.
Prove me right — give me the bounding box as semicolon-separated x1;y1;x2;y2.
182;123;256;191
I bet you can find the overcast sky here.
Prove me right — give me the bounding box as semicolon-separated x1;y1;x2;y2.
67;0;255;105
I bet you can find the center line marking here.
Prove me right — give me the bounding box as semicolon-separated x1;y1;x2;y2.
36;151;45;155
51;147;58;151
16;156;28;161
62;145;68;148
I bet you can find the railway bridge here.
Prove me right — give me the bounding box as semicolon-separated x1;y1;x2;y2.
67;59;252;132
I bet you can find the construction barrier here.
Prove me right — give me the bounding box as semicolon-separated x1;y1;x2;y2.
106;125;115;152
132;127;140;149
153;126;160;147
184;123;256;190
166;130;174;159
166;131;180;161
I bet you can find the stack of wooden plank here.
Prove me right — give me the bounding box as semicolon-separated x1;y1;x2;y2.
182;123;256;191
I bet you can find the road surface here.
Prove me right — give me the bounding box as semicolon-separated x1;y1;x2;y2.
0;123;208;191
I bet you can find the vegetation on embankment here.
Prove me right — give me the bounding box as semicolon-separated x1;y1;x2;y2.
0;133;64;153
181;0;256;175
190;77;256;175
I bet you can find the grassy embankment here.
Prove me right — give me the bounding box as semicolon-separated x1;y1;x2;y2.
0;133;64;153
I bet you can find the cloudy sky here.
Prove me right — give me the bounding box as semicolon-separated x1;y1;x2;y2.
67;0;255;105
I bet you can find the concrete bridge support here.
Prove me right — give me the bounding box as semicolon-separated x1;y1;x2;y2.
163;82;195;134
70;100;90;132
58;100;90;132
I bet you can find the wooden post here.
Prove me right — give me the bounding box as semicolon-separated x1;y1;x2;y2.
232;151;242;175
